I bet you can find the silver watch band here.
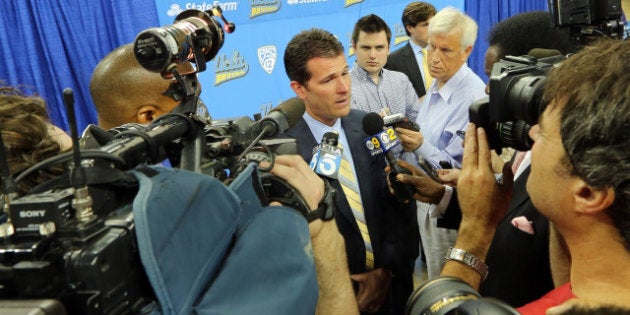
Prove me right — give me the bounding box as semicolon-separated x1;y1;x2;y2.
444;247;489;281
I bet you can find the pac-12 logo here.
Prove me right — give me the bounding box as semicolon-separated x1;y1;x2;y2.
258;45;277;74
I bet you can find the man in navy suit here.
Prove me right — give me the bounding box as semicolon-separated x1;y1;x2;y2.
384;2;436;99
282;28;417;314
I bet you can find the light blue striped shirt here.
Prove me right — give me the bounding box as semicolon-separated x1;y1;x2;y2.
350;63;420;121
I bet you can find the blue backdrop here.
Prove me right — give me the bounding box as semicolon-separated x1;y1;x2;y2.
0;0;550;132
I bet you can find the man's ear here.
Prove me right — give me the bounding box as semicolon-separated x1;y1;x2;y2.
573;179;616;215
462;45;473;60
290;81;307;100
136;105;159;124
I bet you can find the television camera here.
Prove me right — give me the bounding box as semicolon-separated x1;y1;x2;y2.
548;0;624;44
0;6;312;314
469;53;565;153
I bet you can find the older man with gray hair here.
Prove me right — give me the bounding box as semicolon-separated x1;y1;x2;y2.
396;7;486;279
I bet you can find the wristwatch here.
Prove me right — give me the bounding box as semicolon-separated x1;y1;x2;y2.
444;247;488;281
261;174;336;222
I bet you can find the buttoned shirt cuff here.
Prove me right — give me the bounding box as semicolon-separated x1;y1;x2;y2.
429;185;453;218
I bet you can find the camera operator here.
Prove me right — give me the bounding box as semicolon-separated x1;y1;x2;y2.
267;155;359;314
90;43;184;130
439;39;630;313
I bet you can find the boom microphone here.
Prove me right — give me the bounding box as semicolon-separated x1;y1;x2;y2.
362;113;414;201
310;132;343;180
251;97;305;139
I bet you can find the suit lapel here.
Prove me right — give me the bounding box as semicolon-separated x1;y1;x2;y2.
508;166;531;213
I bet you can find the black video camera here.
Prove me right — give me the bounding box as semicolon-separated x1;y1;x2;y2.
548;0;624;43
469;54;566;153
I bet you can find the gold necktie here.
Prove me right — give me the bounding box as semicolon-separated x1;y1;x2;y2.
422;48;433;91
337;143;374;269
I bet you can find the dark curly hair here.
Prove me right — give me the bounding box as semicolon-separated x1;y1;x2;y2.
0;84;66;195
487;11;577;57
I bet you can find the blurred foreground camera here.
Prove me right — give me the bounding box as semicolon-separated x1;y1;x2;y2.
406;276;518;315
134;7;235;74
469;54;565;152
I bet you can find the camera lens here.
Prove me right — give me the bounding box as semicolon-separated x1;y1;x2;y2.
406;276;480;315
497;120;533;151
505;75;547;125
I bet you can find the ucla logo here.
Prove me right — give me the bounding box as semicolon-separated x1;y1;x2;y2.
393;24;409;46
250;0;281;18
258;45;277;74
344;0;364;7
215;51;250;86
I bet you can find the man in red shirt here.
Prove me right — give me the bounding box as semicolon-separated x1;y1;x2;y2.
437;39;630;313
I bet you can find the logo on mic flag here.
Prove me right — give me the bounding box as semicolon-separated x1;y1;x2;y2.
310;144;342;179
364;127;400;156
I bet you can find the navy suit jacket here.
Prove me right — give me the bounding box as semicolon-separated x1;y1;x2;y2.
281;109;418;277
385;43;426;98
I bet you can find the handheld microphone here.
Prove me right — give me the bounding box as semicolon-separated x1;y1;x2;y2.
362;112;415;201
310;132;343;180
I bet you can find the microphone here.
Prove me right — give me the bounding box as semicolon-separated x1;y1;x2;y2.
310;132;343;180
250;97;305;139
362;112;415;201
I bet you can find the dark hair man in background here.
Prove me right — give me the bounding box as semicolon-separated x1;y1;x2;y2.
350;14;420;121
385;1;437;99
282;28;417;314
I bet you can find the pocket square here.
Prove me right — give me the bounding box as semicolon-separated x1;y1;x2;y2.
511;216;535;235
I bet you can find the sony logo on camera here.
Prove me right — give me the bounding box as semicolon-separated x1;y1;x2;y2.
19;210;47;218
9;188;74;234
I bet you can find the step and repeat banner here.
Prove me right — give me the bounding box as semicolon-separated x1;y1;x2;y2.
153;0;463;121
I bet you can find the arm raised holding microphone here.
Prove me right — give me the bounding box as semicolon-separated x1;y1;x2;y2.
268;155;359;315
